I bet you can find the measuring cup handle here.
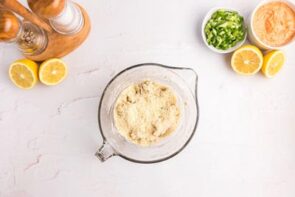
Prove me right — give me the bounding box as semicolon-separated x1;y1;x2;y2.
95;141;116;162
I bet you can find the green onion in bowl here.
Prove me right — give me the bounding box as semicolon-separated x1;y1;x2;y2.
204;9;246;50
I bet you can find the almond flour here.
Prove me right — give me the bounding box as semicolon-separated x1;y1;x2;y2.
113;80;180;146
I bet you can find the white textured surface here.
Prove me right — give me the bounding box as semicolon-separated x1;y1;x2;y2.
0;0;295;196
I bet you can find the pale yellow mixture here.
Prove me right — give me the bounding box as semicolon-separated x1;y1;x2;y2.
113;80;181;146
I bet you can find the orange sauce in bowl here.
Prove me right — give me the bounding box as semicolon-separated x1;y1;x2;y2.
253;1;295;47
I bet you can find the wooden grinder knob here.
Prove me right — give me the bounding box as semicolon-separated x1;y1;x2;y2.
0;9;20;42
28;0;66;19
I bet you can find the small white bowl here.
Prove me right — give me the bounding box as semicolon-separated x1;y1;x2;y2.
201;7;247;54
248;0;295;50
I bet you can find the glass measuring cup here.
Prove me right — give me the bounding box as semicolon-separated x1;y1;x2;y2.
95;63;199;163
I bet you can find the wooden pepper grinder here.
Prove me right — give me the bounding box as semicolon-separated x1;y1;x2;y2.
0;9;48;56
0;9;20;42
28;0;84;35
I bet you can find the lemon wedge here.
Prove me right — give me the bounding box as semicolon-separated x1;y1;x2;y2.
39;58;67;86
262;50;285;78
9;59;38;89
231;45;263;75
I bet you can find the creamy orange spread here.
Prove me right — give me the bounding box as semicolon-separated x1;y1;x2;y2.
253;1;295;47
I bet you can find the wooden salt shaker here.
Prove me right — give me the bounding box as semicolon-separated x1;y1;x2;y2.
26;0;91;61
28;0;84;35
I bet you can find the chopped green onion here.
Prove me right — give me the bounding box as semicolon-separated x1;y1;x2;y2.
204;9;246;50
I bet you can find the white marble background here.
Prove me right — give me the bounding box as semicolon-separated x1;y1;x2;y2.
0;0;295;196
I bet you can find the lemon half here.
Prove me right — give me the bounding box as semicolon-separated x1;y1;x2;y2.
231;45;263;76
9;59;38;89
262;50;285;78
39;58;68;86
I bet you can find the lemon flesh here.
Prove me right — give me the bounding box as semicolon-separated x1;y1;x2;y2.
9;59;38;89
39;58;68;86
231;45;263;75
262;50;285;78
